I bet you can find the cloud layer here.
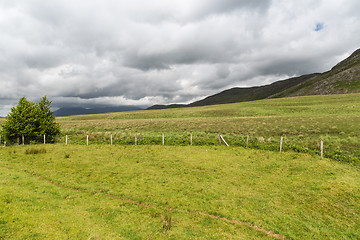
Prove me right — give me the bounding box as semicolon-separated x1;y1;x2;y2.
1;0;360;115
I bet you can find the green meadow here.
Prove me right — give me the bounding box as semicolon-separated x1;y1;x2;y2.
0;93;360;239
1;145;359;239
56;93;360;163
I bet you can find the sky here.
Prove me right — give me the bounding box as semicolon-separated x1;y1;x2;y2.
1;0;360;116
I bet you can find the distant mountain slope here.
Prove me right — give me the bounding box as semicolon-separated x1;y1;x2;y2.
188;74;319;107
271;48;360;98
54;106;143;116
147;104;187;110
148;47;360;109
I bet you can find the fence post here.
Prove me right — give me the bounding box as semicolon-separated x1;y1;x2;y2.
246;135;249;148
4;141;6;147
135;135;137;145
219;134;229;147
44;135;46;144
280;136;283;152
66;135;68;145
162;133;165;145
190;133;193;146
320;140;324;158
22;135;24;145
111;134;113;145
87;135;89;145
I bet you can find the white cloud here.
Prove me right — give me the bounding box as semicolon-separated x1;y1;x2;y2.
0;0;360;116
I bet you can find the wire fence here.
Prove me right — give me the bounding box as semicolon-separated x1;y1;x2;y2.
1;132;359;165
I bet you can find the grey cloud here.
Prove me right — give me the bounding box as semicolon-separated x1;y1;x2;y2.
0;0;360;116
199;0;272;15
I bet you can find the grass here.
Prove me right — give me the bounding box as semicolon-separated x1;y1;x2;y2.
53;93;360;164
0;93;359;239
0;144;359;239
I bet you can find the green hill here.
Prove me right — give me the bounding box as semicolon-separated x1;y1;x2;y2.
57;93;360;165
272;48;360;98
189;74;319;107
149;48;360;109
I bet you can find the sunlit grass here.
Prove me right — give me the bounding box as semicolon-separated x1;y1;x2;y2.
55;94;360;163
0;144;359;239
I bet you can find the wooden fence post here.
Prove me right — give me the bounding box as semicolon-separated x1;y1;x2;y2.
320;140;324;158
162;133;165;145
135;135;137;145
66;135;68;145
280;136;283;152
190;133;193;146
87;135;89;145
219;134;229;147
44;135;46;144
246;135;249;148
111;134;113;145
22;135;24;145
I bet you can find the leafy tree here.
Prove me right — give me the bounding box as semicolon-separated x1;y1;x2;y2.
1;96;60;144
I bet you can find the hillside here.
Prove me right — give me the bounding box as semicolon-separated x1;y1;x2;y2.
57;93;360;164
271;48;360;98
149;48;360;109
188;74;319;107
54;106;144;116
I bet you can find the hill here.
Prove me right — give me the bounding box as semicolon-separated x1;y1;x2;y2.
189;73;319;107
147;104;186;110
53;106;144;116
148;48;360;109
57;93;360;164
271;48;360;98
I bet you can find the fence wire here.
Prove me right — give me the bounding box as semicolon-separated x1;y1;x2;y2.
1;132;359;165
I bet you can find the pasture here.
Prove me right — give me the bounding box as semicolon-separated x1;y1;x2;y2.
1;145;359;239
56;93;360;163
1;93;360;239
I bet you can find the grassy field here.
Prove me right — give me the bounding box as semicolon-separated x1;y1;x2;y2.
54;93;360;164
1;144;359;239
0;93;359;239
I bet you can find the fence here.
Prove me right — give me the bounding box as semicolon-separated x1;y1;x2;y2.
1;132;358;165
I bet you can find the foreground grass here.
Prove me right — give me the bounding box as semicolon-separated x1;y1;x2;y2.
1;145;359;239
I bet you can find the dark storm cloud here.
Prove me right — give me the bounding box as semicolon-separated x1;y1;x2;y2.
0;0;360;116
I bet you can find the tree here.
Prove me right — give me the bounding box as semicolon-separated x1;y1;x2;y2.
1;96;60;144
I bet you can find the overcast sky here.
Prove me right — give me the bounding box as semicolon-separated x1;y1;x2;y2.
1;0;360;116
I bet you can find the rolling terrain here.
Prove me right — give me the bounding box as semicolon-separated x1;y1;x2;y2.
57;93;360;164
1;93;360;239
53;106;144;117
149;48;360;109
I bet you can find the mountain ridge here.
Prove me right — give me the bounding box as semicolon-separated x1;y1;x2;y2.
54;106;144;117
148;48;360;110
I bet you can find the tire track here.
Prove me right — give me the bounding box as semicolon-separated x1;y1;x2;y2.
0;165;289;239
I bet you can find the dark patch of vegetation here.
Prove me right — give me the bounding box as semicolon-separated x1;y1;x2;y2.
25;148;47;155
